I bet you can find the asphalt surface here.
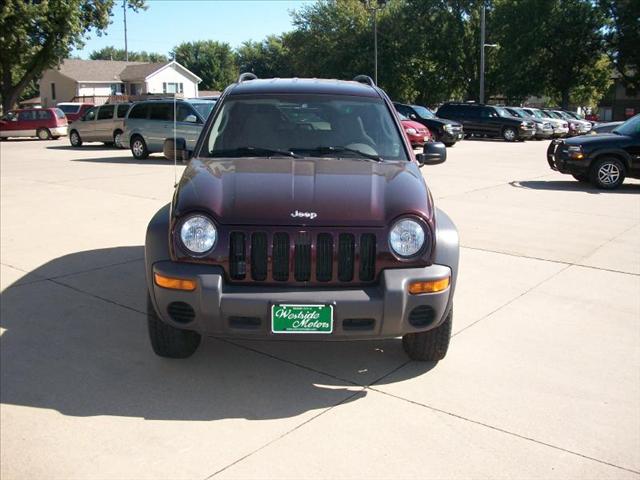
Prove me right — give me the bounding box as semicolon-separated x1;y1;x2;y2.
1;136;639;479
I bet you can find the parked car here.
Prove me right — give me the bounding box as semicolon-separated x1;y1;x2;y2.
56;102;94;123
145;73;458;362
0;108;68;140
122;99;216;159
505;107;554;140
398;113;432;147
547;114;640;189
393;102;463;147
544;109;591;136
437;103;535;142
521;108;569;138
68;103;131;148
591;121;624;134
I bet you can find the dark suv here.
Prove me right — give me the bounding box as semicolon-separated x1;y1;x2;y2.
547;114;640;189
145;74;459;362
394;102;463;147
437;103;535;142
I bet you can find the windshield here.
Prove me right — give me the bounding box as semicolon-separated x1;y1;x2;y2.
546;111;562;119
495;107;513;118
191;102;215;121
203;94;408;161
527;109;544;119
565;111;583;120
613;114;640;136
506;108;523;118
411;105;436;119
57;104;80;114
556;111;574;120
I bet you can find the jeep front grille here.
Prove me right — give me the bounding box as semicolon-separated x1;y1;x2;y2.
228;231;377;284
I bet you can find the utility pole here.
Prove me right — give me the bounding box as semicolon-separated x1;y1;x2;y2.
479;1;485;103
123;0;128;61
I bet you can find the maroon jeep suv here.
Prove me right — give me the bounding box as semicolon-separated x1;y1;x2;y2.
145;74;459;362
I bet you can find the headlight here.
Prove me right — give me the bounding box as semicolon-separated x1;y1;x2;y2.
406;128;417;135
567;145;584;159
443;124;453;131
180;215;217;254
389;218;426;257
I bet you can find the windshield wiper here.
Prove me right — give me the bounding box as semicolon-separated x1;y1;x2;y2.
293;146;382;162
210;146;300;158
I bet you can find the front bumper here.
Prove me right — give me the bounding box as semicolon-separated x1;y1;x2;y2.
440;129;464;143
519;127;536;139
150;262;453;340
51;126;68;136
546;140;589;175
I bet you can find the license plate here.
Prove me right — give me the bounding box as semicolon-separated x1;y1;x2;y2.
271;304;333;334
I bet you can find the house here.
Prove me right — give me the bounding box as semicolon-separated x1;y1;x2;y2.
38;59;202;107
598;72;639;122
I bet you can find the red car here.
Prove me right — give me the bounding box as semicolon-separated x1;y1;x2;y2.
399;113;432;147
0;108;68;140
56;102;94;123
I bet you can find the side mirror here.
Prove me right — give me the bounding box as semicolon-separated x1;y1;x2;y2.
163;137;192;163
184;114;198;123
416;141;446;167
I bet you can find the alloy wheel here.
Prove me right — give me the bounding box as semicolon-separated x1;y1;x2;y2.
597;163;620;185
132;140;144;157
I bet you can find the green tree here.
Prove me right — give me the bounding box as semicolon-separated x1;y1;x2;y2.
236;35;294;78
171;40;237;91
379;0;481;105
286;0;371;79
600;0;639;90
0;0;145;112
492;0;607;108
89;46;168;63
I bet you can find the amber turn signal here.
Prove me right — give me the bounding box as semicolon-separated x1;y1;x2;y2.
154;273;197;291
408;277;450;294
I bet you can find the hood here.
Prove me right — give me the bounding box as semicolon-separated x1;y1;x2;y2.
401;119;428;131
564;132;628;147
173;157;433;227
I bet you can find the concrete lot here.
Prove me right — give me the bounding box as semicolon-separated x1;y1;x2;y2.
1;137;639;479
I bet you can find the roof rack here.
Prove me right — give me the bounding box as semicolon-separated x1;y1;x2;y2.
353;75;375;87
238;72;258;83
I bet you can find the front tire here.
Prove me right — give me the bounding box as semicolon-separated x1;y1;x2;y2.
402;308;452;361
37;128;51;140
590;157;625;190
69;130;82;147
147;293;201;358
131;135;149;159
502;127;517;142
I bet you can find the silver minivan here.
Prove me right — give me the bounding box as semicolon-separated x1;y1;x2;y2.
121;99;215;159
69;103;131;148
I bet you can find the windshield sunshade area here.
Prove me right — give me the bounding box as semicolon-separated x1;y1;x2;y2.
203;94;409;161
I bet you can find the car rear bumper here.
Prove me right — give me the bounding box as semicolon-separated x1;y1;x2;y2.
51;126;68;136
149;262;453;340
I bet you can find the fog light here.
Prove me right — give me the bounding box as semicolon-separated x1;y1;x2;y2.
408;277;450;294
154;273;197;291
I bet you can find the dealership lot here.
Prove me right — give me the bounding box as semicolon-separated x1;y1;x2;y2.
1;139;639;478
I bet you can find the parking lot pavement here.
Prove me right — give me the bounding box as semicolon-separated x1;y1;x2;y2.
1;139;639;479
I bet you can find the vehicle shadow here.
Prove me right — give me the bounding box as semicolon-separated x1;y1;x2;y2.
0;246;433;421
510;180;640;194
46;145;173;165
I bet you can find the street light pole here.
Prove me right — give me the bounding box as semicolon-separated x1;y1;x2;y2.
374;10;378;85
479;1;485;103
123;0;128;61
366;0;386;85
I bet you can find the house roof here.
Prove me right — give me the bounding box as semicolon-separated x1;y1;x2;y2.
54;59;201;84
55;59;146;82
119;62;170;81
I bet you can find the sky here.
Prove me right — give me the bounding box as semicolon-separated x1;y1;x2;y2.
73;0;315;58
